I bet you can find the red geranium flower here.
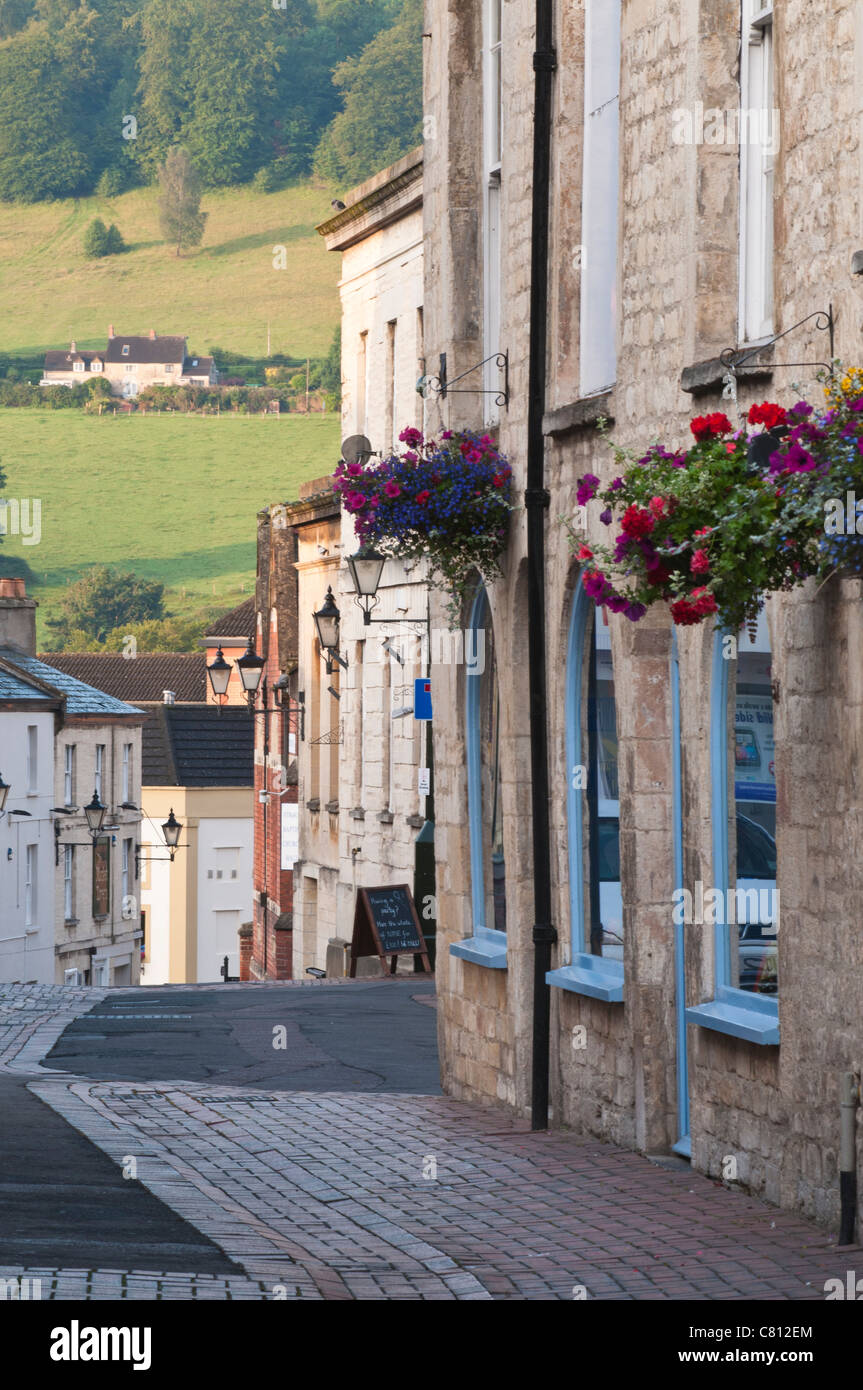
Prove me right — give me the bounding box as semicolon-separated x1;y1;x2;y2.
690;412;733;441
620;504;656;539
415;490;431;506
690;549;710;574
577;544;593;561
748;401;788;429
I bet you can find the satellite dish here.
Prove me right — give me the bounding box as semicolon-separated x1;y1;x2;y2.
341;434;373;465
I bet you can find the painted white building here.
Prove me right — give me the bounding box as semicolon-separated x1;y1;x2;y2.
0;680;57;983
0;579;144;985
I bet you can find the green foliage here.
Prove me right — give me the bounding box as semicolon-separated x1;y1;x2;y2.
45;563;166;645
318;324;341;402
314;0;423;187
0;0;409;201
100;614;207;652
83;216;126;257
157;145;206;254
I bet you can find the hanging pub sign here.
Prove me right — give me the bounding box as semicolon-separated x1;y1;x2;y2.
92;836;111;917
349;884;431;976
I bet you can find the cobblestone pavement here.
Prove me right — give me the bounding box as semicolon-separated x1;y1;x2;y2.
2;982;862;1301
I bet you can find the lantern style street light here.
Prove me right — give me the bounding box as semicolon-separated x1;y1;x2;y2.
84;791;107;837
313;587;348;672
207;645;232;700
346;548;387;625
236;641;266;696
135;806;186;874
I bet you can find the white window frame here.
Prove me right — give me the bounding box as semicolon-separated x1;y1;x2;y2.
64;744;75;806
26;725;37;794
73;360;85;373
122;837;132;902
122;743;132;803
579;0;622;397
739;2;775;345
64;844;74;920
95;744;105;799
25;844;36;926
482;0;503;422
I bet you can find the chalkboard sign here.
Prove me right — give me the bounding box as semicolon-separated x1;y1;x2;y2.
349;885;431;976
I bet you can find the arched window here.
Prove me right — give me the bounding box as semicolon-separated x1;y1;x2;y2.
451;581;507;968
548;584;623;1001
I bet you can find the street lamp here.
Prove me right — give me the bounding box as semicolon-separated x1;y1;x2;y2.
313;586;347;671
236;641;266;697
346;548;386;625
84;790;107;837
161;809;182;858
207;645;232;702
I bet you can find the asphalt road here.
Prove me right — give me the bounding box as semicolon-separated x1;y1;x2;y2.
45;978;441;1092
0;979;439;1271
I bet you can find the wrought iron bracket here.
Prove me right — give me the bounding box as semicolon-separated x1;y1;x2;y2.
426;351;510;408
310;721;344;747
720;305;835;380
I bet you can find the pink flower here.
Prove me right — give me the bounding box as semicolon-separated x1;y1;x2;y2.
404;451;418;464
347;462;362;476
577;544;593;561
399;427;424;447
691;549;710;574
384;480;401;499
649;496;666;517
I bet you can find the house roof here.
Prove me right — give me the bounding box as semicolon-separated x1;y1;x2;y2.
204;597;256;643
0;665;58;702
0;648;143;716
105;335;187;365
43;349;102;372
37;652;207;704
183;355;214;374
139;703;253;787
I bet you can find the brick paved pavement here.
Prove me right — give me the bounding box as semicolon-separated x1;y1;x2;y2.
2;982;862;1301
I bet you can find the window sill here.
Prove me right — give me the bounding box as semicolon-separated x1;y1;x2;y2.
542;391;614;437
685;987;779;1045
546;953;624;1002
449;929;508;970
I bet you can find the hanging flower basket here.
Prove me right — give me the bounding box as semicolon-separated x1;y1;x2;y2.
333;428;514;619
568;377;863;629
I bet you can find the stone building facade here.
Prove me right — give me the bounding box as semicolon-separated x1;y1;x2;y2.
275;149;432;977
423;0;863;1232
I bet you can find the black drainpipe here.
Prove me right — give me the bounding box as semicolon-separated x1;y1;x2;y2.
525;0;557;1131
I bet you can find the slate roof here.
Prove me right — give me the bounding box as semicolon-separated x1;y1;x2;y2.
0;649;143;717
43;350;103;373
38;653;207;704
139;703;253;787
0;665;57;702
105;335;186;366
204;597;256;642
184;355;215;375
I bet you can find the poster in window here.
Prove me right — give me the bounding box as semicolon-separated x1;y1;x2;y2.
734;694;775;803
92;836;111;917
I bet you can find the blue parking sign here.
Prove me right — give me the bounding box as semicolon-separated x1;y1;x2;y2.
414;677;433;720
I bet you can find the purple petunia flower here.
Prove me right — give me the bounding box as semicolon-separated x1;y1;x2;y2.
576;473;601;506
624;602;647;622
600;508;613;526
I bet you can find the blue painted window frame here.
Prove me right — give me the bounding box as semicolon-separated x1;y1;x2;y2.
547;581;623;1002
685;627;779;1045
449;581;507;969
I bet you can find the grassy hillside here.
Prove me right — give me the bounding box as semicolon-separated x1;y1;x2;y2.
0;410;340;643
0;179;341;361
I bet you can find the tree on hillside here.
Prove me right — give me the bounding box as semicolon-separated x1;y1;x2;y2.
44;565;165;647
313;0;423;188
157;145;207;255
0;0;34;39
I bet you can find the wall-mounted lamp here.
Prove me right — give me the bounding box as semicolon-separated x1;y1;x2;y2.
313;587;348;673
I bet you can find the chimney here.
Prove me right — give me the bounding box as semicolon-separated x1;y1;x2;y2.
108;324;114;338
149;328;157;340
70;340;76;353
0;577;37;656
163;689;176;705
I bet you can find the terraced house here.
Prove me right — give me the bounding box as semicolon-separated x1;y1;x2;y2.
423;0;863;1236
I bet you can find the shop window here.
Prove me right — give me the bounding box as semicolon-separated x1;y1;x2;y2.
686;614;779;1044
450;581;507;968
548;585;623;1001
